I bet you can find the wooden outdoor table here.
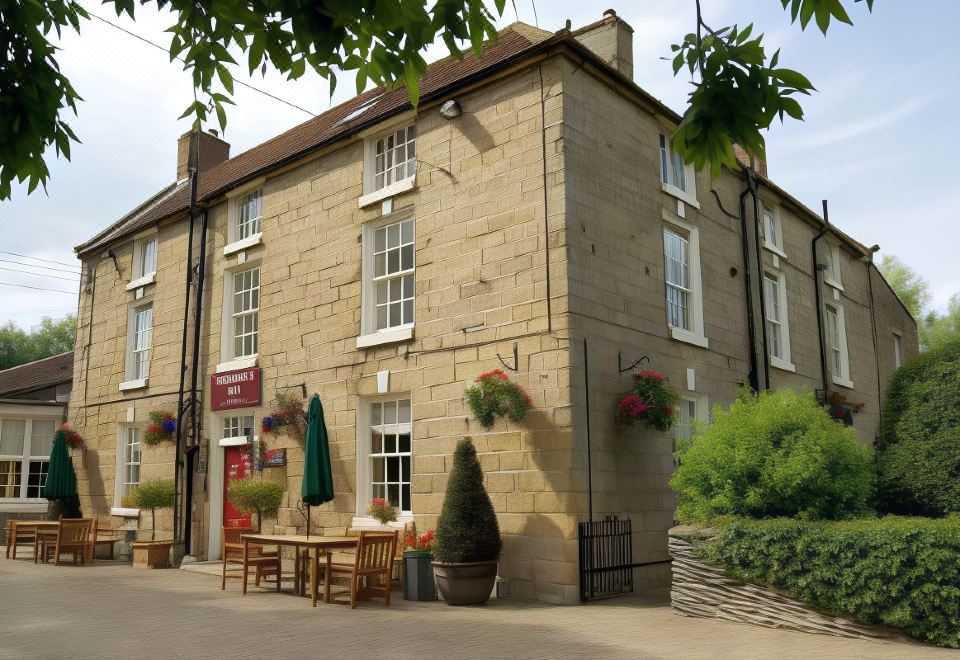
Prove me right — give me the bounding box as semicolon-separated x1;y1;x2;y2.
241;534;358;607
8;520;57;560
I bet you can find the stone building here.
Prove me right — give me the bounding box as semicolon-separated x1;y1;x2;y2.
69;11;917;604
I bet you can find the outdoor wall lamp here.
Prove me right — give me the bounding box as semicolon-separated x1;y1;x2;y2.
439;99;462;119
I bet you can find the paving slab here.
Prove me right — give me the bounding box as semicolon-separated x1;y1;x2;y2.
0;558;951;659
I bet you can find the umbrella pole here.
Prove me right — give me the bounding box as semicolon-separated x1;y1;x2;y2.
306;504;311;539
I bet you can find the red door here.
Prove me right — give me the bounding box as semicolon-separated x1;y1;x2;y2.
223;445;254;528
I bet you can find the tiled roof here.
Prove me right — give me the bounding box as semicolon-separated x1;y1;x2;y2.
0;351;74;398
75;23;555;257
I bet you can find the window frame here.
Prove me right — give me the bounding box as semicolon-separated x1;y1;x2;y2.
218;264;261;372
354;395;414;527
359;121;418;208
760;202;787;258
672;394;709;465
120;300;153;391
224;185;265;255
823;243;844;291
658;133;699;209
763;270;795;372
662;213;708;348
112;425;142;516
0;414;58;511
825;303;853;388
126;233;158;290
893;332;903;369
357;214;416;349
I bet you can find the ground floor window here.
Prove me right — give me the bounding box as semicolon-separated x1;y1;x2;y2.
0;417;55;501
115;426;142;506
365;398;411;514
222;415;255;440
672;396;708;466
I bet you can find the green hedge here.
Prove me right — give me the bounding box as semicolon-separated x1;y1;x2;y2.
699;517;960;648
877;336;960;515
670;388;874;522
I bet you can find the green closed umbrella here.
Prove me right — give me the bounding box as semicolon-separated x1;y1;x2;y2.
301;393;334;537
44;433;77;501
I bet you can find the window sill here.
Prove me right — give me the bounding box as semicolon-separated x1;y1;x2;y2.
356;327;414;349
110;507;140;518
770;356;796;373
832;375;855;389
763;242;787;259
669;326;709;349
350;515;413;530
824;278;844;292
358;177;416;208
119;378;148;392
223;233;263;256
0;500;50;514
215;356;258;373
661;183;700;210
125;273;156;291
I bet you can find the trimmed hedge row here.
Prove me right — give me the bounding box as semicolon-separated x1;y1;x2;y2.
698;517;960;648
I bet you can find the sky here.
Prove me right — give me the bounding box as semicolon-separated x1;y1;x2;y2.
1;1;957;330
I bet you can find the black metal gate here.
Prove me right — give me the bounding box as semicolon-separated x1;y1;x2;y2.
578;515;634;601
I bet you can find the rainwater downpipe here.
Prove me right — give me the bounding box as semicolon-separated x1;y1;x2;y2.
865;250;883;439
812;201;831;396
538;63;553;334
737;184;761;392
747;169;771;389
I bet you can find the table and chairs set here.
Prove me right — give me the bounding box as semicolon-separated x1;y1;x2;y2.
4;517;117;565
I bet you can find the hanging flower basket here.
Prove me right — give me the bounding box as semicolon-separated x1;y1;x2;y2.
465;369;533;429
142;411;177;447
615;369;680;432
56;423;84;450
262;392;306;444
825;390;864;427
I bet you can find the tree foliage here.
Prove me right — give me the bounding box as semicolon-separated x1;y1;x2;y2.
227;478;284;532
921;294;960;351
876;336;960;516
0;315;76;370
878;254;931;320
671;388;874;522
131;478;176;540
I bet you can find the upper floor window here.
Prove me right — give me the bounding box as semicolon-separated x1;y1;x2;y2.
659;134;698;207
823;243;843;290
374;125;416;192
825;303;852;387
121;302;153;389
0;418;55;501
358;217;415;348
134;236;157;279
235;190;263;241
894;333;903;368
761;203;785;256
663;220;707;348
231;268;260;359
763;272;794;371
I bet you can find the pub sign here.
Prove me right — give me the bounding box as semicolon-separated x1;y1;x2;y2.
211;367;262;411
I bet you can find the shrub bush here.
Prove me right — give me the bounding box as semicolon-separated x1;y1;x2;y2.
670;388;874;522
131;478;176;540
877;336;960;515
433;438;502;563
227;479;284;532
699;517;960;648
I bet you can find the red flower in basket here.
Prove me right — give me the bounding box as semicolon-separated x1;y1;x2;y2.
56;424;84;449
614;369;679;433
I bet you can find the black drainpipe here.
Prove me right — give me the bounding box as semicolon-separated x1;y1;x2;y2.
183;207;209;555
746;169;770;389
582;337;593;523
737;184;760;392
173;167;198;546
866;254;883;439
812;201;831;396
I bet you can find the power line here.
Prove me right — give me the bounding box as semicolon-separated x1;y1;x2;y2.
90;13;317;117
0;251;81;270
0;266;80;282
0;282;77;294
0;258;82;275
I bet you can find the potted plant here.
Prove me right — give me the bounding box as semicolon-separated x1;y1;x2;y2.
142;411;176;446
55;423;84;451
614;369;680;432
367;497;397;525
465;369;533;429
404;530;437;601
432;437;502;605
130;478;176;569
227;478;284;533
261;392;307;444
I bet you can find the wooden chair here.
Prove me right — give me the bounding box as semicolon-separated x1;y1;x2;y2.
324;530;398;608
6;520;37;560
41;518;95;566
220;527;280;591
89;519;120;561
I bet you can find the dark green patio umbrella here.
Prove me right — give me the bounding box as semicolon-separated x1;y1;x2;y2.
301;393;334;537
44;432;77;502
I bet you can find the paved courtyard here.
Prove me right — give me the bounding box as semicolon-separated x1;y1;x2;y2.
0;557;951;659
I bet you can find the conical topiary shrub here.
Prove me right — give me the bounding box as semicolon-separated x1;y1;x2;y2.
432;438;502;604
434;438;502;563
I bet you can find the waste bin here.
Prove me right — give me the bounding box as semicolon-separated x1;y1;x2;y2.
403;550;437;601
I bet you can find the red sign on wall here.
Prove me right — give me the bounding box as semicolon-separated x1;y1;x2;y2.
210;368;261;411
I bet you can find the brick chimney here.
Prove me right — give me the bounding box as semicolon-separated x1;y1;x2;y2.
733;144;768;178
176;128;230;182
572;9;634;80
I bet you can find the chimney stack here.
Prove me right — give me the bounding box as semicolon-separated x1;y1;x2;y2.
176;128;230;182
572;9;634;80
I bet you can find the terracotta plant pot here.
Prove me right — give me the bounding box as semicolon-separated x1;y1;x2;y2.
432;560;498;605
131;541;173;569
